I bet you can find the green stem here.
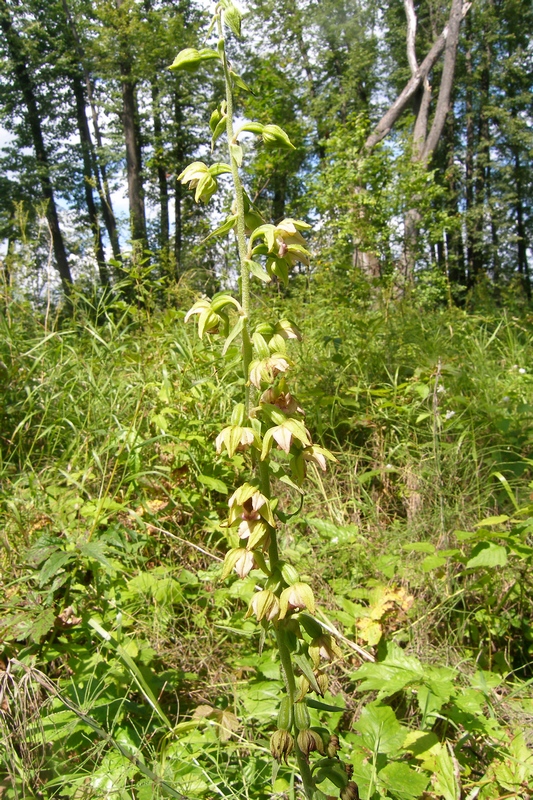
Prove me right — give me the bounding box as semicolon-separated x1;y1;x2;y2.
218;15;252;412
276;626;316;800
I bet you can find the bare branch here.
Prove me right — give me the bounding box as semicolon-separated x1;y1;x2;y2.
365;0;471;152
421;0;465;161
404;0;419;75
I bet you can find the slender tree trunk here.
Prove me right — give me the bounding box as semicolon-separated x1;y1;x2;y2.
61;0;122;265
71;73;110;287
464;16;476;285
174;90;184;276
121;66;148;250
514;150;531;299
114;0;147;256
0;0;73;298
151;82;170;256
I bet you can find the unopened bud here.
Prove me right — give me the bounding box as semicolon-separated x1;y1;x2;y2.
246;589;279;622
297;728;324;757
270;729;294;763
327;734;340;758
316;671;329;696
340;781;359;800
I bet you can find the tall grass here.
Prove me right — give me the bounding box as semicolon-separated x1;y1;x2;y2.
1;288;533;797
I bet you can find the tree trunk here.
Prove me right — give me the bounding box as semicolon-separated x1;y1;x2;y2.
151;82;170;257
121;66;148;251
115;0;147;256
514;150;531;299
363;0;469;284
0;0;73;298
71;73;110;287
174;90;184;276
61;0;122;265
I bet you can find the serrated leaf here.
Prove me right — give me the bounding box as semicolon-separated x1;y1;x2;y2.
432;745;461;800
79;542;114;572
39;551;75;586
28;608;56;643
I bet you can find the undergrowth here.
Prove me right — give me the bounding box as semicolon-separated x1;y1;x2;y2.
1;285;533;799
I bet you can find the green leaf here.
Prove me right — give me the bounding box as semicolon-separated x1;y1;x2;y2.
306;697;345;713
169;47;219;73
354;702;406;754
474;514;510;527
292;654;323;696
223;316;244;355
246;259;271;283
230;142;243;167
39;550;75;586
79;542;114;573
88;618;172;730
422;554;448;572
432;746;461;800
402;542;436;554
230;69;253;93
204;215;237;240
198;475;228;494
378;761;429;799
28;608;56;643
466;541;508;568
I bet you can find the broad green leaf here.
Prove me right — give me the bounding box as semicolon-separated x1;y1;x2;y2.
354;702;405;754
198;475;228;494
474;514;509;527
422;554;447;572
247;259;271;283
378;761;429;799
402;542;436;554
466;541;508;569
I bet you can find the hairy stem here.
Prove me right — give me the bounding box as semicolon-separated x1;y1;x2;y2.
276;626;316;800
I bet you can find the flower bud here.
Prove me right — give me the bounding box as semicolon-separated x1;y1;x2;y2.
309;635;343;668
270;729;294;763
297;728;324;757
340;781;359;800
279;582;315;619
246;589;279;622
316;671;329;697
327;733;340;758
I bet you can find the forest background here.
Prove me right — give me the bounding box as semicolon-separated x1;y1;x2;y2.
1;0;533;799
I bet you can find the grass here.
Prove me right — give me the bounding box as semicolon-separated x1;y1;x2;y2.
1;285;533;798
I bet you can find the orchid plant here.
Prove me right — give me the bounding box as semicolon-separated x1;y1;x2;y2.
170;5;357;799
